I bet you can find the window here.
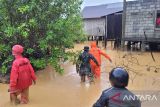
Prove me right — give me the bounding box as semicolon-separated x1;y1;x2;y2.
156;10;160;28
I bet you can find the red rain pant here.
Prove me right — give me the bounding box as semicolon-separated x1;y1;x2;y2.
10;87;29;104
91;65;101;78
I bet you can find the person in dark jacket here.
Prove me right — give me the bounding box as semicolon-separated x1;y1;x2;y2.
93;67;141;107
76;46;99;83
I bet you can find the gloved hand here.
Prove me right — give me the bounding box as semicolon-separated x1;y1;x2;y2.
9;87;17;93
109;59;112;63
33;80;36;85
76;68;80;74
76;64;80;74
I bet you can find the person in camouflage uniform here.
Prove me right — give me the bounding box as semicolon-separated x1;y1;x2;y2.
76;46;99;83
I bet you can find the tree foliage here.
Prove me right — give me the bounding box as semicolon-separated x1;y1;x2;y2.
0;0;85;74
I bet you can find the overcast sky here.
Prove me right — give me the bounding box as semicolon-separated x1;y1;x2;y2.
81;0;135;9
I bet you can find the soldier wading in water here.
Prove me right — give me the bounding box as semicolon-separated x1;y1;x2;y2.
76;46;99;83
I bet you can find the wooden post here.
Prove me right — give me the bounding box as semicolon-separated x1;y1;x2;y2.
121;0;127;50
104;16;107;48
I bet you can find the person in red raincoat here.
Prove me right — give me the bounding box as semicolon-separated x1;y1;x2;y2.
89;41;112;78
9;45;36;104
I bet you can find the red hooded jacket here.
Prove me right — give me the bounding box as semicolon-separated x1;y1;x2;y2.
10;45;36;92
10;55;36;91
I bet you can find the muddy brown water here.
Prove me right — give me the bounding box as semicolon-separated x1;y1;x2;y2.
0;42;160;107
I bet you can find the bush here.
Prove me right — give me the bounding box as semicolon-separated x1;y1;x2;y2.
0;0;85;74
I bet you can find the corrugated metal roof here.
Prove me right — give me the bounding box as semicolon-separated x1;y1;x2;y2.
82;2;123;19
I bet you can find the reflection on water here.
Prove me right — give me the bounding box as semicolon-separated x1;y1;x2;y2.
0;42;160;107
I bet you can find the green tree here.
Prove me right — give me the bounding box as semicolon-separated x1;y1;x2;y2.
0;0;85;74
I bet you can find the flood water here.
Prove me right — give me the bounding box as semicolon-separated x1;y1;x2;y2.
0;42;160;107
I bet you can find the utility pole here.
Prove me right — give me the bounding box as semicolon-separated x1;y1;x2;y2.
122;0;127;50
